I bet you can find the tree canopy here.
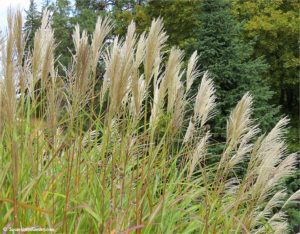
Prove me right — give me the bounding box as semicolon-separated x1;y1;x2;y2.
232;0;299;114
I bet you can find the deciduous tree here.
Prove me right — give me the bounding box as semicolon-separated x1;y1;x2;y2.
232;0;299;114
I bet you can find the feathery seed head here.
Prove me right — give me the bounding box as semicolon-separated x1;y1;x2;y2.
91;17;112;73
186;51;200;93
144;18;168;85
165;47;184;113
188;132;210;179
226;92;253;146
194;71;216;127
183;118;195;143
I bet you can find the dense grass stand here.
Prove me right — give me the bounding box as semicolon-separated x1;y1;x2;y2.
0;10;298;233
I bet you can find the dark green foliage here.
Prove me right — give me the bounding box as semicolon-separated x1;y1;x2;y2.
145;0;200;49
188;0;278;141
283;165;300;233
285;120;300;233
24;0;41;52
52;0;72;70
73;0;106;34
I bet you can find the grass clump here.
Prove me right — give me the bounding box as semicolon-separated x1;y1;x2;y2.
0;10;298;233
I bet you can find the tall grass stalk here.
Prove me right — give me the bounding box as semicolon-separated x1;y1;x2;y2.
0;10;298;233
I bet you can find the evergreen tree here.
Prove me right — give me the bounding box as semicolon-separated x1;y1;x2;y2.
73;0;107;34
24;0;41;52
189;0;278;140
52;0;72;70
